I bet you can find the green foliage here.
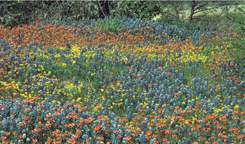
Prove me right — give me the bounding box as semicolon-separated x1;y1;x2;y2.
154;2;211;37
108;0;161;20
220;36;245;63
93;16;124;35
157;16;203;41
1;0;244;43
222;4;245;63
0;1;102;29
225;6;245;37
0;1;39;28
34;1;101;24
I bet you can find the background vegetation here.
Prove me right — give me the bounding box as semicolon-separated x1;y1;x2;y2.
0;1;245;36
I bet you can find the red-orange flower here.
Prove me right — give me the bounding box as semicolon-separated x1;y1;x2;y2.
125;135;132;141
174;92;178;97
18;134;24;140
94;124;102;133
157;108;162;114
23;115;30;122
145;131;153;139
138;73;142;78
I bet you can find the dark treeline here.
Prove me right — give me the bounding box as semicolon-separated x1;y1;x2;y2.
0;1;244;35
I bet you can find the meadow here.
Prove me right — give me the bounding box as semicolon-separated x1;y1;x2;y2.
0;15;245;143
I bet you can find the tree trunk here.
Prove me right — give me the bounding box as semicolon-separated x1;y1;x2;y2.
98;0;110;19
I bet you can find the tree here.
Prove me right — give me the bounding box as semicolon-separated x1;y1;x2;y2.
224;3;245;36
97;0;110;19
154;1;245;31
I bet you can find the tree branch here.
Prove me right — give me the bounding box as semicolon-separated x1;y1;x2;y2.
98;0;106;18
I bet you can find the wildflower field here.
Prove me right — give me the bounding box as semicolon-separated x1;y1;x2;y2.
0;16;245;143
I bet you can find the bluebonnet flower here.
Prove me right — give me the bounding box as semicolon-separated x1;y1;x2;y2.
242;98;245;105
226;134;232;144
1;118;8;131
166;116;171;125
214;95;221;105
230;102;235;110
75;65;81;73
55;47;61;53
18;140;24;144
228;79;233;87
192;131;198;141
208;103;214;113
146;106;151;115
110;74;114;82
169;99;174;106
198;94;203;102
73;77;78;85
124;99;128;107
39;90;44;99
228;110;233;120
232;96;237;105
87;71;91;77
56;65;60;70
171;120;176;129
154;103;159;111
141;118;148;129
43;87;47;94
188;59;192;66
238;81;245;89
231;118;238;128
226;95;232;105
109;87;113;96
183;137;190;144
216;139;222;144
222;105;228;114
26;137;31;144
